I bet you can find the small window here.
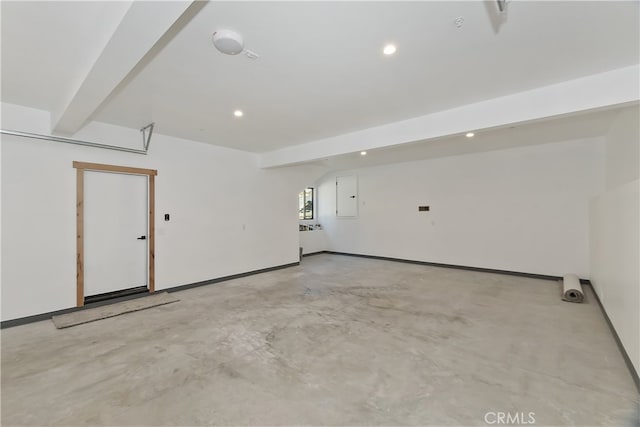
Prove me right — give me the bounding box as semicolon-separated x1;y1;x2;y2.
298;187;314;220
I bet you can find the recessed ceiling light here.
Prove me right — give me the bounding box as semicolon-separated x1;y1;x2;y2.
234;110;244;117
360;151;367;156
383;44;397;55
466;132;475;138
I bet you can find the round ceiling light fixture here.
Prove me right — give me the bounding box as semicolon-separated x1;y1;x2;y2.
233;110;244;117
466;132;475;138
212;29;245;55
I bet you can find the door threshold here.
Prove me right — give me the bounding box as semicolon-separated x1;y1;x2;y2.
84;286;149;305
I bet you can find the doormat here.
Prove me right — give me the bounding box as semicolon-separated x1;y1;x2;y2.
52;292;179;329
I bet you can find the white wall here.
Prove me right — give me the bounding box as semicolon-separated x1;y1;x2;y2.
1;103;323;321
299;230;328;256
317;138;605;278
590;106;639;375
590;181;639;374
605;107;639;190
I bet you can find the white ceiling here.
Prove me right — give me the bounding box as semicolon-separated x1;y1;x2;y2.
2;1;639;154
322;106;631;172
1;1;132;111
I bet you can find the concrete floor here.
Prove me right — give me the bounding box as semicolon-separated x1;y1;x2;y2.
2;254;638;426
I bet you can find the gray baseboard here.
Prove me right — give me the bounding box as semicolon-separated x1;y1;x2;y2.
4;251;637;394
324;251;569;281
161;262;299;294
0;261;299;329
323;250;639;393
587;282;640;393
301;251;326;258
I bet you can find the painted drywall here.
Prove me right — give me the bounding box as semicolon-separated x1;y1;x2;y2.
317;138;605;277
299;230;328;256
590;180;639;374
1;103;325;321
262;65;639;167
605;106;639;190
0;122;2;312
590;106;640;375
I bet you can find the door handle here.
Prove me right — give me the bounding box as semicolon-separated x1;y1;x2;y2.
137;235;147;240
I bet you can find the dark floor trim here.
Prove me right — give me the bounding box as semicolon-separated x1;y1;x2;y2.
301;251;325;258
1;261;299;329
4;252;638;394
588;283;640;393
324;251;567;282
325;250;639;393
0;291;153;329
161;262;299;294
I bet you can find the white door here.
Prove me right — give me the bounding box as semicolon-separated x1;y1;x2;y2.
336;175;358;217
84;171;148;296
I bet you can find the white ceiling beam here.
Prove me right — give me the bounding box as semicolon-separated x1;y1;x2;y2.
260;65;640;168
51;0;197;135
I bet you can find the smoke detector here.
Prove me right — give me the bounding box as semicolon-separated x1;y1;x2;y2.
212;29;260;59
212;29;244;55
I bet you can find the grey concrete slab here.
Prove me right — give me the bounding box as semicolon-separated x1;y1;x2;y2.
2;254;638;426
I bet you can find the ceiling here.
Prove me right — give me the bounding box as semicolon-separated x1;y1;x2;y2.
1;1;639;154
322;106;632;172
1;1;132;111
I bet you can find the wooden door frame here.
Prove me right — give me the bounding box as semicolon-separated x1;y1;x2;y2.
73;161;158;307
